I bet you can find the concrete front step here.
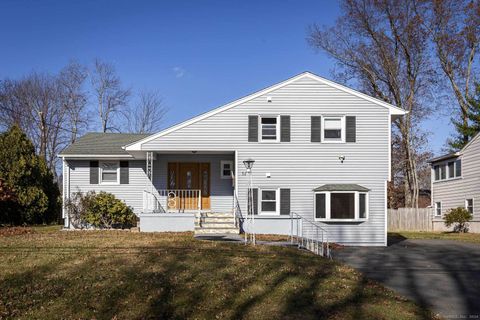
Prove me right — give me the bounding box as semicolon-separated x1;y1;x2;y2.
196;222;236;228
194;227;240;234
200;212;234;218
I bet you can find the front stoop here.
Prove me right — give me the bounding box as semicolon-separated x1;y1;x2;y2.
195;212;239;235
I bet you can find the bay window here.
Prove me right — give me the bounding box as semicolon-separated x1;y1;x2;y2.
315;191;368;221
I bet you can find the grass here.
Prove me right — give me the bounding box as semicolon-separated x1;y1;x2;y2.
0;226;434;320
390;231;480;244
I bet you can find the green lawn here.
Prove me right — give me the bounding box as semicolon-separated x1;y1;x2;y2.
0;226;434;319
390;231;480;244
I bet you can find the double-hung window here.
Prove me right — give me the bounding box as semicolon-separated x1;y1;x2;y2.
260;116;278;141
466;198;474;214
315;191;368;221
260;189;278;215
100;161;119;184
322;117;344;142
435;202;442;216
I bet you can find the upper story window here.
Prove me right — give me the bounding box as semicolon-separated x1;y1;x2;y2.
260;116;278;142
322;116;344;143
314;190;368;221
433;159;462;182
100;161;119;184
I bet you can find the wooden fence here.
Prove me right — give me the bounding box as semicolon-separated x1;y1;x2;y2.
388;208;433;231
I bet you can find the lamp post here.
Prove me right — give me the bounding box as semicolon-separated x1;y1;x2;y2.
243;158;255;245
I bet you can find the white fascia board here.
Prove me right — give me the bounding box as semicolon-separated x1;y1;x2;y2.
58;154;134;159
460;131;480;154
125;71;407;151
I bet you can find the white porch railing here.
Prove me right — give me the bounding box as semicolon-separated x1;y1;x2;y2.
290;212;331;258
143;189;201;213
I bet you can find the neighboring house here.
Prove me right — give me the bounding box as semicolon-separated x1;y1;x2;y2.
59;72;406;246
429;133;480;232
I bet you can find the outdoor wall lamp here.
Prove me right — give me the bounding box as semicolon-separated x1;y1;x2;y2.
339;155;346;163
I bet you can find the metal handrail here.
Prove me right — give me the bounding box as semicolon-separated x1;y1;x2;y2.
143;189;162;212
290;211;330;258
233;192;242;228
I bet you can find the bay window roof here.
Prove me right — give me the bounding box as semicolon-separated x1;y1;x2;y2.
313;184;370;192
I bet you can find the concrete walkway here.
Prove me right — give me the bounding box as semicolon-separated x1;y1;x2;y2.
333;237;480;318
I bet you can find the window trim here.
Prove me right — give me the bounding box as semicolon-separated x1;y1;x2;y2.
99;161;120;185
314;190;368;222
259;115;280;143
434;201;442;217
432;158;462;182
321;115;346;143
259;188;279;215
220;160;233;179
465;198;474;214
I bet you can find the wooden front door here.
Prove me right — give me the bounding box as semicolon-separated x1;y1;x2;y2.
167;162;210;210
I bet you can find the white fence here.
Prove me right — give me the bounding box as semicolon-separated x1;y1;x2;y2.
388;208;433;231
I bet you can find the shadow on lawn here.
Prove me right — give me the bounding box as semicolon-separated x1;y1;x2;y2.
0;239;430;319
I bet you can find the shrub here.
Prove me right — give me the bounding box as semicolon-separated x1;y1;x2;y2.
444;207;473;233
66;191;136;229
0;125;60;225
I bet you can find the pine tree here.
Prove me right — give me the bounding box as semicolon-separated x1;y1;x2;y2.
0;125;60;225
449;84;480;151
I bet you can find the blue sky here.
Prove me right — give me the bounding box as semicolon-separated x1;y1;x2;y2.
0;0;451;155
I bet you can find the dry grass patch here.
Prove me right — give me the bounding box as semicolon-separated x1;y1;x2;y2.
390;231;480;244
0;227;435;319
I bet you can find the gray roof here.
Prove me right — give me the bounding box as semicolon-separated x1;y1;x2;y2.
59;133;150;156
427;152;460;164
313;184;370;192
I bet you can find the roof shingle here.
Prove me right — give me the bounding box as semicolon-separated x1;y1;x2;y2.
59;133;150;156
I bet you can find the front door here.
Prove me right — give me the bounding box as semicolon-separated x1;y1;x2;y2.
167;162;210;210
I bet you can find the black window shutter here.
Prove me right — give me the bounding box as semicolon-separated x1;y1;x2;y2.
280;115;291;142
248;115;258;142
90;161;99;184
120;161;129;184
280;188;290;215
311;116;321;142
346;116;356;142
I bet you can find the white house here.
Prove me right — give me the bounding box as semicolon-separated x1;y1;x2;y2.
59;72;406;246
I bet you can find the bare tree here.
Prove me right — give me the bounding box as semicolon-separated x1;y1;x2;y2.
308;0;434;207
423;0;480;149
91;59;130;133
127;90;167;133
59;61;89;144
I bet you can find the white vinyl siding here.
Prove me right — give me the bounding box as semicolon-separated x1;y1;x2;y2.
138;76;389;245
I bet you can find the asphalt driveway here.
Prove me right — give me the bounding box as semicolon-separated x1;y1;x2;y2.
333;236;480;319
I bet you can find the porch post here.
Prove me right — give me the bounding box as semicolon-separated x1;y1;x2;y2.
146;151;154;210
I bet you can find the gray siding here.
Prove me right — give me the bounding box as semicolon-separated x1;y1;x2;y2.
141;77;390;245
432;135;480;224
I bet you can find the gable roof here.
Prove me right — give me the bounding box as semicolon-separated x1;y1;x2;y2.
428;131;480;164
59;133;150;157
125;71;406;151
